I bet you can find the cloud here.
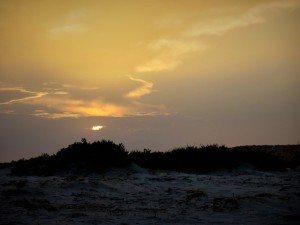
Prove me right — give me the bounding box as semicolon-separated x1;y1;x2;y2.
43;82;100;91
33;110;80;119
136;0;300;73
0;82;168;119
125;75;155;98
0;87;48;105
0;110;14;115
53;91;69;95
31;96;168;119
184;0;300;37
49;10;87;35
136;39;204;73
62;84;100;90
30;96;128;118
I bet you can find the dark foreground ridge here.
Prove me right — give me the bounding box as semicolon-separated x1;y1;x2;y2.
2;139;300;176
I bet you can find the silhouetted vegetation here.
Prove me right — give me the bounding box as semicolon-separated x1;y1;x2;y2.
10;139;128;176
2;139;299;176
128;144;289;173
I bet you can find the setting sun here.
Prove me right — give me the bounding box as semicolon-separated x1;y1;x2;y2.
92;126;104;131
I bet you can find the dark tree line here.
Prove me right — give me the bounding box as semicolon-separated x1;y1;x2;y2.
2;139;299;176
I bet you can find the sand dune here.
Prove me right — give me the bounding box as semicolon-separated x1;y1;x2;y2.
1;165;299;225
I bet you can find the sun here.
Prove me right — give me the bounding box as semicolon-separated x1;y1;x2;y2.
92;125;104;131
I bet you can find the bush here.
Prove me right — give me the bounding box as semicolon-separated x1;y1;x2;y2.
11;139;128;176
9;140;296;176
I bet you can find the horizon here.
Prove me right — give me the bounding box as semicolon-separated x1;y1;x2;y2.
1;138;299;163
1;0;300;162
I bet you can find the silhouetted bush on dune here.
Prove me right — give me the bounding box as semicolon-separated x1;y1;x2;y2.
129;144;288;173
9;153;54;176
54;139;128;173
5;139;300;176
10;139;128;176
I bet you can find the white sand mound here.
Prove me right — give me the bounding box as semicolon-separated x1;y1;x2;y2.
0;167;299;225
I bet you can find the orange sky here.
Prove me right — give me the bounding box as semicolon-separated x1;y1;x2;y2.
0;0;299;162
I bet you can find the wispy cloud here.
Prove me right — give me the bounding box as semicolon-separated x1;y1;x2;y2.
136;39;205;73
0;87;48;105
136;0;300;73
125;75;155;98
62;84;100;90
0;82;168;119
184;0;300;37
0;110;15;115
31;96;167;119
28;94;129;118
43;82;100;91
49;10;87;35
53;91;69;95
33;110;80;119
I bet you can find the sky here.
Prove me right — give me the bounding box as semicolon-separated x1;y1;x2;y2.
0;0;299;162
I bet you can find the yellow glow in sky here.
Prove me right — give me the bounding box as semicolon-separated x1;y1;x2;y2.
0;0;299;118
0;0;299;162
0;0;298;83
92;126;104;131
